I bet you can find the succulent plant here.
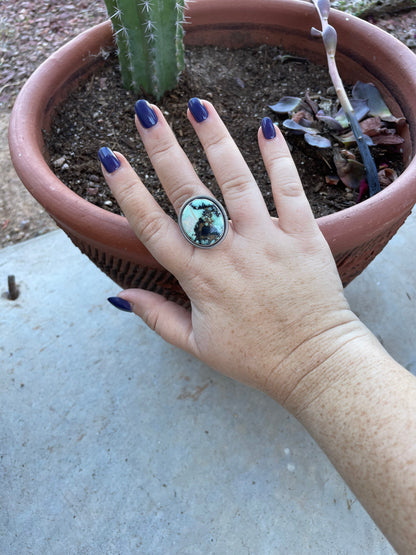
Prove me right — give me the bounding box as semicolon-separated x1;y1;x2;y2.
269;82;404;197
103;0;187;99
309;0;382;196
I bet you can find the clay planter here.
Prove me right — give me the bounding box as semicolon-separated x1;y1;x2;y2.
9;0;416;306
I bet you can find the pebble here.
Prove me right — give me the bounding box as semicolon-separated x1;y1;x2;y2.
53;156;66;168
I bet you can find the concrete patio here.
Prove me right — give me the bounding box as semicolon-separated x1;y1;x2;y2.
1;209;415;554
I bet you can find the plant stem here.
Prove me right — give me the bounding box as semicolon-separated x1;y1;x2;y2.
311;0;381;196
325;52;381;196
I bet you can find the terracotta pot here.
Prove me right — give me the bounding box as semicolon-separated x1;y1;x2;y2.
9;0;416;306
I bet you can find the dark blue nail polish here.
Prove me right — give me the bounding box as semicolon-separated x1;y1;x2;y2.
107;297;133;313
261;117;276;140
188;97;208;123
135;99;158;128
98;147;121;173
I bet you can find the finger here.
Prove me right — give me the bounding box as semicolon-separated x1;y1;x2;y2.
187;99;269;231
118;289;196;354
99;147;191;272
258;122;318;235
134;99;211;214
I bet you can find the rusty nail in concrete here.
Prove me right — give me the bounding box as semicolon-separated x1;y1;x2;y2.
7;275;19;300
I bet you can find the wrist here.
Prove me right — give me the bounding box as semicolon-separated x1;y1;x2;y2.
264;311;376;414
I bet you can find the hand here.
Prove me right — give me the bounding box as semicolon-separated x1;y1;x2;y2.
100;99;362;408
100;100;416;552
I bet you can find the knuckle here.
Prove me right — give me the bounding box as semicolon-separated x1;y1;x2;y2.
139;212;166;244
170;182;201;211
281;178;304;198
148;136;177;165
221;173;255;201
270;153;304;197
116;178;142;207
204;131;229;159
143;305;161;333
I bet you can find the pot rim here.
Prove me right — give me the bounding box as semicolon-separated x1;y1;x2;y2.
8;0;416;256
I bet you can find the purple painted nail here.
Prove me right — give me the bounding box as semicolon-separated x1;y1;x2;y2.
107;297;133;313
98;147;121;173
188;97;209;123
261;117;276;140
135;99;158;128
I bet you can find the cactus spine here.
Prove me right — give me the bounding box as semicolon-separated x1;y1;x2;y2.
103;0;187;99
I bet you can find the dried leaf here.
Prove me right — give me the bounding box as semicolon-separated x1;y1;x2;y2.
316;114;344;132
333;150;366;189
378;167;397;187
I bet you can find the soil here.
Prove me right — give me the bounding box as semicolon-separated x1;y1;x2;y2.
1;0;416;248
44;46;404;221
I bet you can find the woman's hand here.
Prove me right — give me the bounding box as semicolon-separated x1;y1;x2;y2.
100;99;416;552
99;99;362;408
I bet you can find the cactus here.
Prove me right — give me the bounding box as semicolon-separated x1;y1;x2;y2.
103;0;187;99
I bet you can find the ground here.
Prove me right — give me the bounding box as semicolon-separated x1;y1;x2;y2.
1;0;415;248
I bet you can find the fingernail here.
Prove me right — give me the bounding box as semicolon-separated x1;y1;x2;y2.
135;99;158;128
98;147;121;173
188;97;208;123
107;297;133;313
261;117;276;140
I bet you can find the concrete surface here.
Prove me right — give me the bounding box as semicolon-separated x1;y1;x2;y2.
1;211;415;554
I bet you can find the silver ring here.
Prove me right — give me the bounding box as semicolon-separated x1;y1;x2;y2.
178;195;229;248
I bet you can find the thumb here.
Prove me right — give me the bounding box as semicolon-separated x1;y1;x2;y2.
116;289;194;353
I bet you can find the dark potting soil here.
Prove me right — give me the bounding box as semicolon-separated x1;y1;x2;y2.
44;45;404;220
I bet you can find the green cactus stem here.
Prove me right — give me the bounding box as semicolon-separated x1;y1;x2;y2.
103;0;186;99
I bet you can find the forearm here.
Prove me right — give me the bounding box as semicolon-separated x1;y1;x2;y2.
283;327;416;553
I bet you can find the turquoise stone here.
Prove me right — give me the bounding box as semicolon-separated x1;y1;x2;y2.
179;196;228;248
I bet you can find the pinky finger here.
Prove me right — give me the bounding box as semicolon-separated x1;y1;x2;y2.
258;121;317;236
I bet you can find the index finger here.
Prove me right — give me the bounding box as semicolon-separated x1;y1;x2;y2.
98;148;192;273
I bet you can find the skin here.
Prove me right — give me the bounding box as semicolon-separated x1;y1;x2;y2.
100;101;416;553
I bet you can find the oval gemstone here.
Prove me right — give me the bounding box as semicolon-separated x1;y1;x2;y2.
179;196;228;248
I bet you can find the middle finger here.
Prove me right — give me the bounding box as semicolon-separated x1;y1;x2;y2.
134;99;211;214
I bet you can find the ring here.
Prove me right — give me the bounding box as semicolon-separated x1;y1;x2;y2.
178;195;229;248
